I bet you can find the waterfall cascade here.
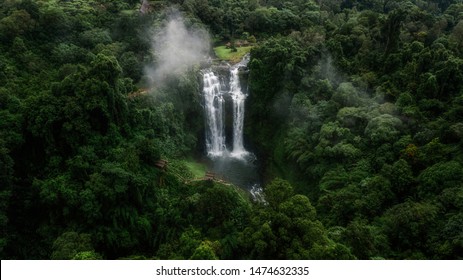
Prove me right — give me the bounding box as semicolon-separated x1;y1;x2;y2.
202;55;251;160
202;70;226;157
201;55;261;199
229;56;250;158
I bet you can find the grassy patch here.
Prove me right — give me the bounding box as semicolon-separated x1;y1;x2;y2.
214;46;252;63
183;160;207;179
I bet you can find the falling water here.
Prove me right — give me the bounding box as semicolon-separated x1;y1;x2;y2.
229;56;250;158
202;70;226;157
202;56;251;159
201;56;261;196
203;56;251;159
250;184;266;203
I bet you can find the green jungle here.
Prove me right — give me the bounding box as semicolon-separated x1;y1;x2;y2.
0;0;462;260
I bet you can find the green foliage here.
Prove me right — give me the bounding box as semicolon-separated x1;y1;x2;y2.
190;241;220;260
342;219;388;260
2;0;463;261
241;1;463;260
240;178;353;259
51;232;94;260
72;250;103;260
264;178;294;208
332;82;364;107
387;159;415;196
182;160;206;179
364;114;402;144
214;45;252;63
381;201;439;255
417;161;463;198
434;213;463;258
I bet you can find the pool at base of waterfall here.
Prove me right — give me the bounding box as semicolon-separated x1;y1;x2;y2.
201;153;263;200
203;152;258;188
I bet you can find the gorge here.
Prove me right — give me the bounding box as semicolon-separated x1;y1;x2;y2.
201;55;260;192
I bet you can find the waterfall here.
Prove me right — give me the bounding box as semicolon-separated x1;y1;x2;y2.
229;58;249;158
201;55;260;193
202;55;251;160
202;70;226;157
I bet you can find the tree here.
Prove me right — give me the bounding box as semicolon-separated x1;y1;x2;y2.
264;178;294;208
387;159;415;197
364;114;402;144
51;232;95;260
0;9;35;41
451;20;463;47
381;8;406;54
120;51;142;81
190;241;219;260
417;161;463;198
242;179;353;259
343;220;383;259
89;54;122;86
332;82;364;107
435;213;463;258
37;4;70;38
196;183;251;230
381;201;438;255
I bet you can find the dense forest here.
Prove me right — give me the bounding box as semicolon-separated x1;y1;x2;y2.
0;0;462;260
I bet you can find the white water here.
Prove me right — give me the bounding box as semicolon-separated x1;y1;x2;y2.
201;56;262;197
229;58;249;159
202;70;226;157
250;184;266;203
202;56;251;160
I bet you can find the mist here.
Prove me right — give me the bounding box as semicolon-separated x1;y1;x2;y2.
147;11;210;86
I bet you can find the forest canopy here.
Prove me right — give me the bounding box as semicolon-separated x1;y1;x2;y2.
0;0;462;260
